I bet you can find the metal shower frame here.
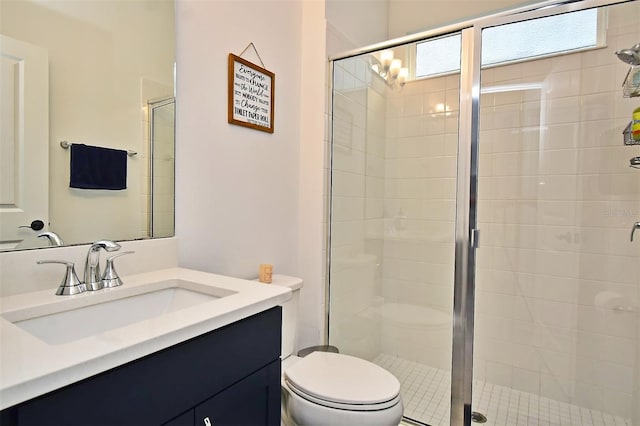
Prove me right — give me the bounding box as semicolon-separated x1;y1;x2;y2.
327;0;634;424
147;96;176;238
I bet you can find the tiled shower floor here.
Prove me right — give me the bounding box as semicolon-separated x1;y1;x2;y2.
374;354;631;426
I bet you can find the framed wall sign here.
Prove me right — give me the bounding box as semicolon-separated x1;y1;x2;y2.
228;53;275;133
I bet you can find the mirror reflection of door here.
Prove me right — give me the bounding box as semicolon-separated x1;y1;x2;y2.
0;35;49;249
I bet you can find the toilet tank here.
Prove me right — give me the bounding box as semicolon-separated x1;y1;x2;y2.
269;275;303;358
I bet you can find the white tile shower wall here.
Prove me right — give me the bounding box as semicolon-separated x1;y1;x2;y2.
329;57;386;361
380;72;458;371
474;5;640;420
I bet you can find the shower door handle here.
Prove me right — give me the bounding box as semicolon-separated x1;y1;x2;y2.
471;228;480;249
631;222;640;242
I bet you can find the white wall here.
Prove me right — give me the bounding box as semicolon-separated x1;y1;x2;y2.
326;0;390;48
175;0;302;278
387;0;534;38
175;0;321;348
297;0;330;349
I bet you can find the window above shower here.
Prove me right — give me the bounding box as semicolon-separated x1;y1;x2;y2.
415;8;605;79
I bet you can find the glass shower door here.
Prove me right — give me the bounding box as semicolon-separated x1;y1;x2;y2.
148;97;175;238
473;3;640;425
329;33;463;426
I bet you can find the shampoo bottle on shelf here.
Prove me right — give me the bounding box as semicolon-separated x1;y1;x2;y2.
633;106;640;141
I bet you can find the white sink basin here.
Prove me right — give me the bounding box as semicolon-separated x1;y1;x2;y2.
2;279;236;345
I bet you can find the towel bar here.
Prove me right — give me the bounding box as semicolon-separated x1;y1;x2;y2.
60;140;137;157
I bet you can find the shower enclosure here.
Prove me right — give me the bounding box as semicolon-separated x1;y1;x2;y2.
328;1;640;425
147;97;175;238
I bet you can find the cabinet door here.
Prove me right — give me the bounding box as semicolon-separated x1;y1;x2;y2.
195;361;281;426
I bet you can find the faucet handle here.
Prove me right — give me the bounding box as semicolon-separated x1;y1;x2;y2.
102;251;134;288
37;260;85;296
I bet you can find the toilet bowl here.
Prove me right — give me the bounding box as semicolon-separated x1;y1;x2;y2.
270;275;403;426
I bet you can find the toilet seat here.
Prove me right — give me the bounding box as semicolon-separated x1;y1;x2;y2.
284;352;401;411
285;380;402;411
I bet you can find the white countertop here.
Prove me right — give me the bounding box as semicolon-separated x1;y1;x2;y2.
0;267;291;410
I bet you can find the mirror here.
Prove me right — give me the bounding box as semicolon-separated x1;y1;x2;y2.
0;0;175;251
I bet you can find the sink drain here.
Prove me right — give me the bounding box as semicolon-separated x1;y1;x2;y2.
471;411;487;423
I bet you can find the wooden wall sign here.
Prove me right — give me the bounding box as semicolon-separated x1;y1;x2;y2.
228;53;275;133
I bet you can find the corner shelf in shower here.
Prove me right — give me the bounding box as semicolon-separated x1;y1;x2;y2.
622;66;640;98
623;121;640;145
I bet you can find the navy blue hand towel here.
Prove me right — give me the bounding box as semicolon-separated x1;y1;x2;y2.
70;144;127;190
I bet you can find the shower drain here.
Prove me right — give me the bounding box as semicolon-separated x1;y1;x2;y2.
471;411;488;423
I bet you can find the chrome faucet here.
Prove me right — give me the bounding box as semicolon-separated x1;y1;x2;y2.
84;240;121;291
37;231;64;246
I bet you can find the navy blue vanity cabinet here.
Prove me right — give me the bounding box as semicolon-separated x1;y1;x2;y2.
1;307;282;426
162;360;281;426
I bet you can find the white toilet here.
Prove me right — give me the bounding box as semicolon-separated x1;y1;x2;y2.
271;275;403;426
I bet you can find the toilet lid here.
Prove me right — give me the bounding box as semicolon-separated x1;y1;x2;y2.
284;352;401;406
